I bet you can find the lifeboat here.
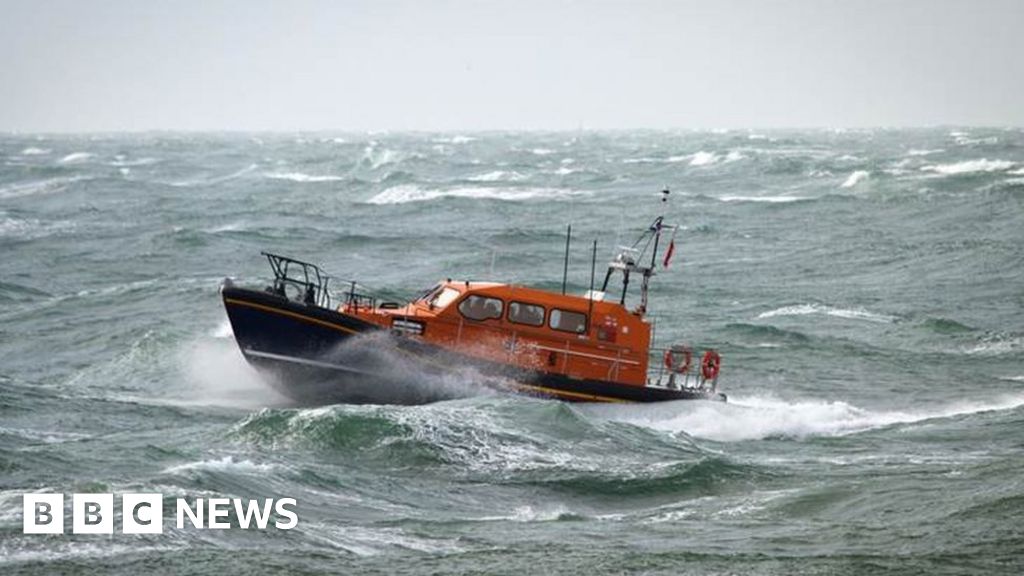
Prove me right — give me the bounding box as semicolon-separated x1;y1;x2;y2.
221;198;726;405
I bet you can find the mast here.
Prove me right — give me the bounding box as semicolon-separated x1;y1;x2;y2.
600;189;676;316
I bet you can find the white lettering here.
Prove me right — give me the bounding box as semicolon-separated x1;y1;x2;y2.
233;499;273;529
208;498;230;529
176;498;204;529
274;498;298;530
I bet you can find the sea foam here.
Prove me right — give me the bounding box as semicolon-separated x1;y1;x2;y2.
840;170;870;188
921;159;1014;175
265;172;346;183
366;185;584;205
590;393;1024;442
59;152;94;163
758;303;896;323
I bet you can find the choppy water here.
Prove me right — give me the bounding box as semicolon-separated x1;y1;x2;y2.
1;129;1023;574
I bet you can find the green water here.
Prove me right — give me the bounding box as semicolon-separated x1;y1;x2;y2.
1;129;1022;574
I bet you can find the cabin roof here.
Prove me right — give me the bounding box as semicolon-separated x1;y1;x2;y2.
440;280;616;313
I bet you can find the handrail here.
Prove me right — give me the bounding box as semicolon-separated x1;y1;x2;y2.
262;251;332;308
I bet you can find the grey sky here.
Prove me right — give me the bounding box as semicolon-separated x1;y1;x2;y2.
1;0;1021;132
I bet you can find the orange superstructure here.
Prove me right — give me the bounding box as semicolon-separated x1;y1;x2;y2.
343;281;652;386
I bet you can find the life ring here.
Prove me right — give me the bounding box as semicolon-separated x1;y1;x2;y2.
701;349;721;380
664;347;692;373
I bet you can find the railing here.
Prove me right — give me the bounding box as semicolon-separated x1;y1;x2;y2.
649;345;719;392
263;252;332;308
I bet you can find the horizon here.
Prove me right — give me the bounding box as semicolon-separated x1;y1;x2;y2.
3;124;1022;137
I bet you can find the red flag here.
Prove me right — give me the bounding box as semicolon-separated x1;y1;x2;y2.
662;239;675;268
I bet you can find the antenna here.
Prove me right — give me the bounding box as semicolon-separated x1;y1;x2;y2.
561;224;572;294
588;239;597;332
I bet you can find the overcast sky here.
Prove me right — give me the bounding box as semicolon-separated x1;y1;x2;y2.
1;0;1021;132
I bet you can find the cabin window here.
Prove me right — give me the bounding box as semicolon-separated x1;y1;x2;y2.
458;295;504;321
429;287;461;309
549;309;587;334
508;302;545;327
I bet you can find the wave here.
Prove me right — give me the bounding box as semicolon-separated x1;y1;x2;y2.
907;148;943;156
168;163;258;187
360;145;401;169
690;151;717;166
962;333;1023;356
622;155;689;165
366;185;585;205
724;323;811;344
0;176;87;199
758;303;896;323
59;152;94;163
432;135;476;144
109;156;159;167
920;317;974;334
589;393;1024;442
265;172;346;183
164;455;277;475
719;195;809;203
920;159;1014;175
0;215;73;240
19;147;50;156
467;170;526;182
840;170;870;188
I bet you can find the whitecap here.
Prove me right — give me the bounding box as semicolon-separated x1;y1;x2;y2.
0;176;86;199
432;135;476;144
841;170;870;188
467;170;525;182
361;146;400;169
530;148;556;155
109;156;158;167
758;303;896;323
59;152;94;163
366;185;585;205
265;172;346;183
480;504;575;522
689;151;718;166
920;159;1014;175
718;195;807;203
164;456;276;475
963;335;1023;356
20;147;50;155
907;148;943;156
589;393;1024;442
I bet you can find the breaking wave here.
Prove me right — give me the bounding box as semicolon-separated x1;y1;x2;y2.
921;159;1015;175
758;303;896;323
366;185;585;205
719;195;809;203
588;393;1024;442
841;170;870;188
265;172;346;183
59;152;94;163
0;176;87;199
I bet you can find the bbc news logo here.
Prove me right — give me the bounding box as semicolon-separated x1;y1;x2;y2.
23;494;298;534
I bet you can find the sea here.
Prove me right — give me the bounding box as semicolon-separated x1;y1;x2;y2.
1;128;1022;574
